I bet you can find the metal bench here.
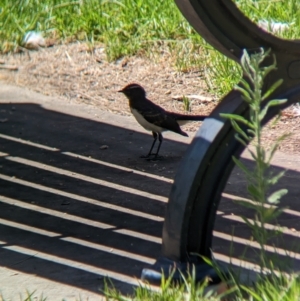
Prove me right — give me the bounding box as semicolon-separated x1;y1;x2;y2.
142;0;300;285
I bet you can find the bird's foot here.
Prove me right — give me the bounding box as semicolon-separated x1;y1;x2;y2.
140;153;163;161
146;155;163;162
140;153;155;159
147;157;162;162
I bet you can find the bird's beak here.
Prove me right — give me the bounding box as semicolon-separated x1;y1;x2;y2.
118;89;123;93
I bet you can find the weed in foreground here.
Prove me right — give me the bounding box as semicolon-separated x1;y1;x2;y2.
103;268;231;301
221;48;290;274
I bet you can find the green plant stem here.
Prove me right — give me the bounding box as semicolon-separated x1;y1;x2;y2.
221;49;289;273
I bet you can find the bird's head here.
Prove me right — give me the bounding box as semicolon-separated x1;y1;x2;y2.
118;83;146;100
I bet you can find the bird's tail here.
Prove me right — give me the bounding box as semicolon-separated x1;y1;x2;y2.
168;112;207;121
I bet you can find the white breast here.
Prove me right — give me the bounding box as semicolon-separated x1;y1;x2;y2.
131;108;165;133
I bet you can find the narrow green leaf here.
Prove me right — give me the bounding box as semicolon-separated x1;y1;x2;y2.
234;133;248;146
260;148;266;162
261;63;277;79
242;216;256;229
258;106;268;122
267;98;287;106
246;129;256;137
231;120;250;141
267;143;279;164
232;156;253;178
235;86;252;102
247;184;261;201
262;79;283;100
267;170;286;185
258;99;286;121
247;148;257;160
267;133;292;164
241;50;251;75
240;285;263;301
269;111;282;127
264;207;285;223
220;113;255;129
267;189;288;204
239;78;252;92
234;200;258;210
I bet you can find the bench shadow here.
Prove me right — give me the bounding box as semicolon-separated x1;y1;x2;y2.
0;102;190;296
0;102;299;297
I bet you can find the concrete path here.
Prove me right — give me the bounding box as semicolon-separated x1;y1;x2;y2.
0;83;299;300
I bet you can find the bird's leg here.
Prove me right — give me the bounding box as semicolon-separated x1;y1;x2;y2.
140;132;157;158
147;133;163;161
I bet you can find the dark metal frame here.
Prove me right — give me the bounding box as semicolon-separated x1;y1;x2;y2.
142;0;300;284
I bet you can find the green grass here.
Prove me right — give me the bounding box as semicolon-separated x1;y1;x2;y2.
0;0;201;57
4;273;300;301
235;0;300;40
1;0;300;96
103;272;300;301
6;273;300;301
104;276;226;301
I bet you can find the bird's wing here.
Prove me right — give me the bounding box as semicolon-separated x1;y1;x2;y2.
142;108;188;136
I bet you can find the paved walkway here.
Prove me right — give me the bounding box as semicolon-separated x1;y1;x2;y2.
0;83;299;300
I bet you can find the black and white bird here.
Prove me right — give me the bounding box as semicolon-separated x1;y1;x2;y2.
118;83;207;160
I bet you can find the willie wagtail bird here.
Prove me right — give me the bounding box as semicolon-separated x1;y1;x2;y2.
118;83;207;160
